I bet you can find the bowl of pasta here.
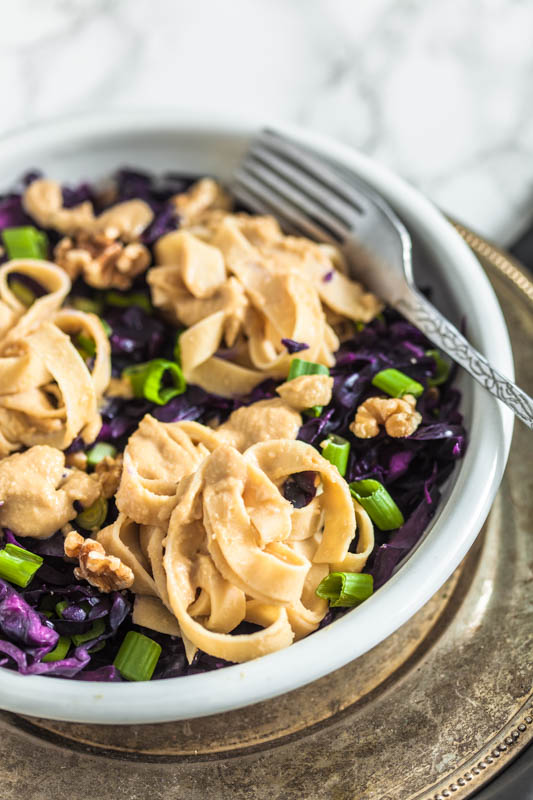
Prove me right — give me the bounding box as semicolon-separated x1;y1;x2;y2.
0;111;513;723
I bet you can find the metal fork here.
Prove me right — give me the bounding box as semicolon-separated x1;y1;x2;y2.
232;129;533;429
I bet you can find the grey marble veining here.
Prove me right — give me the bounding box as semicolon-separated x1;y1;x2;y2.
0;0;532;244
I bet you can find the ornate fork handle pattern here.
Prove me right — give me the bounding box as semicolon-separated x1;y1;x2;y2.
397;290;533;430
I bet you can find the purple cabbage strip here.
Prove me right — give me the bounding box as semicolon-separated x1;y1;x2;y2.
297;408;335;446
105;306;166;362
109;593;130;630
35;563;76;587
75;665;122;681
283;471;318;509
281;338;309;354
142;205;178;245
241;378;279;405
23;530;66;558
21;170;42;187
113;168;197;207
62;182;94;208
366;486;441;589
61;605;88;623
2;529;25;548
0;639;91;677
152;385;235;425
0;579;58;656
0;194;32;232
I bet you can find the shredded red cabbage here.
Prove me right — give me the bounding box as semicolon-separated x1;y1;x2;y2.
282;471;318;508
0;169;467;681
104;306;166;366
0;196;32;241
0;578;58;657
281;338;309;354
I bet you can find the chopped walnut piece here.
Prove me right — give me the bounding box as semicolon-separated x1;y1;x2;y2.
64;531;134;592
94;453;123;499
54;231;151;290
350;394;422;438
276;374;334;411
172;178;232;225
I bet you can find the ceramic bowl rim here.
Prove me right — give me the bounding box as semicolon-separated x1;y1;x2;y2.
0;110;514;723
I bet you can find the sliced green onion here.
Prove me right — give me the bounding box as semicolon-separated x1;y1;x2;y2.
105;290;152;313
114;631;162;682
9;280;36;307
426;349;450;387
76;497;108;531
288;358;329;380
86;442;117;468
75;332;96;358
55;599;70;618
316;572;373;607
123;358;186;405
304;405;323;418
320;434;350;477
0;544;43;588
2;226;48;259
371;368;424;398
100;318;112;337
72;619;106;647
42;636;71;663
72;297;103;315
349;479;404;530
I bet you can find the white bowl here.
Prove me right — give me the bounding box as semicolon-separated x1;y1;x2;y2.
0;111;514;724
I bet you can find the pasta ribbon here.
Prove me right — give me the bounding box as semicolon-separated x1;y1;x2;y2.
0;260;108;455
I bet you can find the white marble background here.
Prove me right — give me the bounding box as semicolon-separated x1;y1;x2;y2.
0;0;532;245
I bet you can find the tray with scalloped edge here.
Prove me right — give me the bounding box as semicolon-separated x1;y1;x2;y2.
0;222;531;800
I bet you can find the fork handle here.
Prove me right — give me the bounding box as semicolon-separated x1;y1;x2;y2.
396;289;533;429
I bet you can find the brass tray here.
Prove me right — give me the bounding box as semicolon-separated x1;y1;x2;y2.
0;225;531;800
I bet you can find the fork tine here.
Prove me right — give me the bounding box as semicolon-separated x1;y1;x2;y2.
238;158;347;241
260;128;375;214
230;181;275;218
230;181;304;237
249;142;359;230
233;167;340;244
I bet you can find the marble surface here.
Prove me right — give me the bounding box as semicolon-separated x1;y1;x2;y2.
0;0;532;245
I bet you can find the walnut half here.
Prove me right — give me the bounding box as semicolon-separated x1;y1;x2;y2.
64;531;134;592
350;394;422;438
54;231;151;290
